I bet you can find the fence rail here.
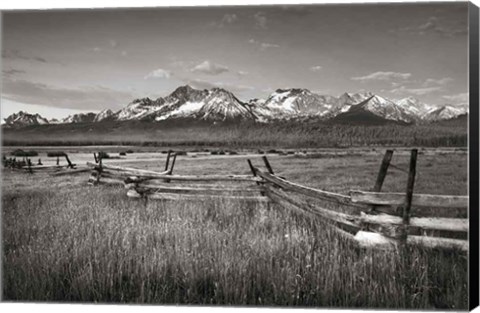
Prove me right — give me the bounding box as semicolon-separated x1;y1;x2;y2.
350;190;468;208
255;168;352;203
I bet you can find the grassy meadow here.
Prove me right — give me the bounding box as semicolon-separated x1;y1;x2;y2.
1;148;469;308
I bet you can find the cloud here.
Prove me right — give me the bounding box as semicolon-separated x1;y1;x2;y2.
144;68;172;79
280;5;310;17
2;78;134;110
2;68;26;77
248;39;280;51
442;92;468;105
185;78;215;90
310;65;323;72
191;60;229;75
260;43;280;50
215;82;254;92
109;39;118;48
93;47;102;52
121;51;128;57
237;70;248;76
211;13;238;27
352;71;412;82
399;16;467;37
424;77;453;86
390;86;442;96
2;49;49;63
184;78;254;94
254;12;267;29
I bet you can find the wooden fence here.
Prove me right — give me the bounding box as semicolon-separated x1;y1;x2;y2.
3;153;84;174
84;149;468;252
248;151;468;252
87;151;269;202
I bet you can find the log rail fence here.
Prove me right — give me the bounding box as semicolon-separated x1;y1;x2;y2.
46;148;467;253
3;152;83;174
247;149;468;252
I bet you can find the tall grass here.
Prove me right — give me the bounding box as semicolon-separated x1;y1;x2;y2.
2;179;468;308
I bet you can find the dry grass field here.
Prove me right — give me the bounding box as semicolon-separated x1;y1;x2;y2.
1;148;468;308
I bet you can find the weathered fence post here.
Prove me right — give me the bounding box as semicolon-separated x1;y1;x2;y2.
64;154;74;169
164;153;176;183
95;154;103;184
262;156;274;174
247;159;257;177
370;150;393;213
27;158;33;174
164;150;172;172
400;149;418;245
56;156;60;166
247;159;266;197
373;150;394;192
88;152;103;185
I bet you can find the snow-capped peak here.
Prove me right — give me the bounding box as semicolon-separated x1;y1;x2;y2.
62;112;96;124
3;111;49;128
396;96;436;118
94;109;115;122
423;105;467;121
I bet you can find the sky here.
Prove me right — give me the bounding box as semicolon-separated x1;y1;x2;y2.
0;2;470;120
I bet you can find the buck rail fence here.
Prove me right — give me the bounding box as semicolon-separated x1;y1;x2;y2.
248;150;468;252
2;152;87;175
85;149;468;252
86;151;176;186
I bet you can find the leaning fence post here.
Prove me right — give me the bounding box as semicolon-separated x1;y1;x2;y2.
370;149;394;213
262;156;274;174
93;153;98;163
248;159;266;197
373;149;394;192
400;149;418;245
169;153;177;174
64;154;74;169
164;150;172;172
165;153;176;183
247;159;257;177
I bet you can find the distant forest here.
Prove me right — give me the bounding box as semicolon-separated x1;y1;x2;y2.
1;118;468;148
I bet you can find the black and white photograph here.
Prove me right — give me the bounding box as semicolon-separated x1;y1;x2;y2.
1;0;478;310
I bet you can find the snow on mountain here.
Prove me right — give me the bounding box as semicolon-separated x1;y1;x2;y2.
260;88;338;119
396;96;436;118
359;95;415;123
328;92;373;116
196;88;255;120
62;112;96;123
3;111;49;128
247;98;272;122
94;109;115;122
423;105;467;121
134;86;253;121
115;97;166;121
150;85;209;120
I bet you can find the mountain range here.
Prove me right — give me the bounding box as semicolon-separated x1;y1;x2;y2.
2;85;469;128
